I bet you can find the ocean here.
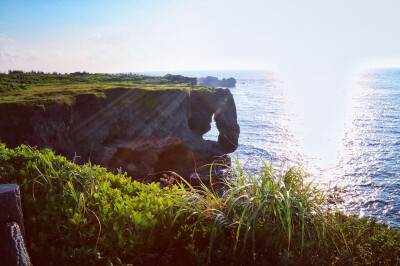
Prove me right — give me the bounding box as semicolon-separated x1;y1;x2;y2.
145;69;400;228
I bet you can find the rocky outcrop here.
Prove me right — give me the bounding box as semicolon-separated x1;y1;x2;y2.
198;76;237;88
0;87;239;181
0;185;31;266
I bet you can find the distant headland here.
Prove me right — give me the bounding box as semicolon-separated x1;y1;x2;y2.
198;76;237;88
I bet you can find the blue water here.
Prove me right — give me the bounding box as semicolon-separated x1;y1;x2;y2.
145;69;400;228
332;69;400;227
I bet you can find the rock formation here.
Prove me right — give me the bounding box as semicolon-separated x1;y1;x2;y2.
0;87;240;181
198;76;237;88
0;185;31;266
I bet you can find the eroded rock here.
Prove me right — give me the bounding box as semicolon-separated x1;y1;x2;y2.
0;87;240;181
198;76;237;88
0;185;31;266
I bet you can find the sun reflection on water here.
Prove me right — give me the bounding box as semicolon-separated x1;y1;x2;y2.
314;69;400;227
197;69;400;227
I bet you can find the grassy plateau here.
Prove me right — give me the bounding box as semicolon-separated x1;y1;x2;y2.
0;71;203;106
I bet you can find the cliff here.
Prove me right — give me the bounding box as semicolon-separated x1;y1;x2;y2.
0;86;240;180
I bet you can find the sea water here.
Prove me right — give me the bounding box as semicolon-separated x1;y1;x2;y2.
146;69;400;228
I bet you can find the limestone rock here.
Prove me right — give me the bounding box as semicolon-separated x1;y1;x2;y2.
0;87;240;181
0;184;31;266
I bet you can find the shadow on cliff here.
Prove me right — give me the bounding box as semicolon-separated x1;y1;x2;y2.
0;87;240;182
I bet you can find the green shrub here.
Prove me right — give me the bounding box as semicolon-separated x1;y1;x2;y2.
0;143;399;265
0;144;206;265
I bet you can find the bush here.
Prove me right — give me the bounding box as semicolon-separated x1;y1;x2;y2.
0;143;399;265
0;144;204;265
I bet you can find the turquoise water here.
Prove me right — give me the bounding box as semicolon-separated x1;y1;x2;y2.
145;69;400;227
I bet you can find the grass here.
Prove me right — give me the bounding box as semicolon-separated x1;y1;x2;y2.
179;160;330;264
0;82;198;106
1;143;399;265
0;71;207;106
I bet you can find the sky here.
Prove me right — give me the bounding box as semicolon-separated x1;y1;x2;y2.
1;0;400;74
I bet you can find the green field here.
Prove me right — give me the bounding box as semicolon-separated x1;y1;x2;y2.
0;71;204;106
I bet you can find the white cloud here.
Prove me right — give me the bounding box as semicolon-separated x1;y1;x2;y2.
0;50;19;62
0;34;16;43
25;50;40;62
0;48;40;72
87;34;103;41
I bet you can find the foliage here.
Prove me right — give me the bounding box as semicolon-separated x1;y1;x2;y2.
0;143;201;265
0;143;399;265
0;71;205;106
0;71;142;93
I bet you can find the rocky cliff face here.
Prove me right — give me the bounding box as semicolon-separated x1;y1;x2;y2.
0;88;240;180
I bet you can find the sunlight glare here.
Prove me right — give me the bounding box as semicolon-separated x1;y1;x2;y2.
280;64;355;172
